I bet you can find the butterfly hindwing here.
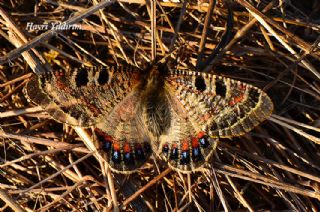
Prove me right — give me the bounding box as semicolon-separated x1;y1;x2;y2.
151;94;219;172
26;66;150;173
96;91;152;173
139;70;219;173
25;64;273;174
165;69;273;138
125;65;273;173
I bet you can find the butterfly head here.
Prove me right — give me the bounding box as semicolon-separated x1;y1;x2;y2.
143;63;167;91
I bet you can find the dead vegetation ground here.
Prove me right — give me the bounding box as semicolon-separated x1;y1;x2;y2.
0;0;320;211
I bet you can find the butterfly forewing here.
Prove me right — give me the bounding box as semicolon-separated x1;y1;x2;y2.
166;69;273;138
25;64;273;173
26;65;153;173
154;68;273;172
26;66;140;127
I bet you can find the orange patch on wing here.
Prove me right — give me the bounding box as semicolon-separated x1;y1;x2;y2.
235;95;244;103
104;135;113;142
123;142;131;153
197;131;205;138
239;84;246;91
181;140;189;151
54;71;64;77
199;113;211;122
229;94;244;106
131;72;141;84
192;137;200;148
113;142;120;151
96;129;113;141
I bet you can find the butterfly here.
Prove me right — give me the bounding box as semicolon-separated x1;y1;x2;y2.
25;63;273;173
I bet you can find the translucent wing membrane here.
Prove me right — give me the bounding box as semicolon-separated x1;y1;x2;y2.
95;128;152;173
25;64;273;173
95;92;152;173
151;95;219;172
25;66;140;127
156;68;273;172
166;69;273;138
25;66;151;173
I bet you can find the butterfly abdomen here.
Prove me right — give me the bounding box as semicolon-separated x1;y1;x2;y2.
140;65;172;137
26;64;273;173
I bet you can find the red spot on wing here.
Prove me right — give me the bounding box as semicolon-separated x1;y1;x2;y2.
95;129;113;139
181;140;189;151
82;98;101;117
199;113;211;122
229;94;244;106
53;72;72;93
197;131;205;139
105;135;113;142
56;80;66;90
192;137;200;148
123;142;131;153
135;143;143;150
113;142;120;151
239;84;246;91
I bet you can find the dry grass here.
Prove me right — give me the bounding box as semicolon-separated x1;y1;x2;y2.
1;0;320;211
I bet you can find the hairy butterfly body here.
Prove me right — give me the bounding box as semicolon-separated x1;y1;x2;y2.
25;64;273;173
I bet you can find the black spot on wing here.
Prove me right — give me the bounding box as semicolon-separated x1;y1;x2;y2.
75;68;89;87
162;144;169;156
69;108;83;120
170;146;179;160
40;74;49;86
180;151;190;165
237;105;247;119
102;141;112;152
195;75;206;92
192;147;203;162
97;68;109;85
135;144;146;161
112;150;121;164
249;88;260;103
124;152;134;165
215;78;227;98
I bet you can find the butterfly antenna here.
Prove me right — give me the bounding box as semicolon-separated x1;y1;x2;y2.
150;0;157;61
198;0;234;72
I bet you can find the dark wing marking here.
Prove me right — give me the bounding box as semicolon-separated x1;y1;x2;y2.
166;69;273;138
95;91;152;173
150;91;219;173
25;66;141;127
